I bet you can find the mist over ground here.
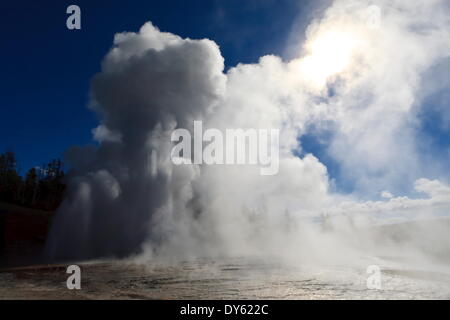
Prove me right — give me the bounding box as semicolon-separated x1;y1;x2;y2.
45;0;450;275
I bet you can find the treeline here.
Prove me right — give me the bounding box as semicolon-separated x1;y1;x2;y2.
0;151;66;211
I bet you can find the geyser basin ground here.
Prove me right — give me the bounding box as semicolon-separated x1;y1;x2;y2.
1;258;449;299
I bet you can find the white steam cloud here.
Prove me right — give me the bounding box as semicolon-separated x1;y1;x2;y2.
46;0;450;268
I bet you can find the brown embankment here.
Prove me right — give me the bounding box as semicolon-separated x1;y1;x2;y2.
0;201;54;268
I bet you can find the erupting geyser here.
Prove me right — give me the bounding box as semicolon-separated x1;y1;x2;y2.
46;0;450;271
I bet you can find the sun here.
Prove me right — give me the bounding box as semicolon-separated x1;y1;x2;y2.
298;30;360;89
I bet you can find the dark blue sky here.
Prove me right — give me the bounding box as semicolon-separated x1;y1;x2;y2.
2;0;449;196
1;0;317;172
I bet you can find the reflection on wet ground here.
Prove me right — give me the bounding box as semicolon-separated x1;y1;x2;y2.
1;257;449;299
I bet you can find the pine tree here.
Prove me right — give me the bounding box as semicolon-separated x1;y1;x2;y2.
24;167;38;206
0;151;22;202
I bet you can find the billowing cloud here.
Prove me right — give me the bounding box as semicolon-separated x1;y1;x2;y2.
46;1;450;267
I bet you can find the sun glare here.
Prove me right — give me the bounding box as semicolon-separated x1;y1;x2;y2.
299;31;359;88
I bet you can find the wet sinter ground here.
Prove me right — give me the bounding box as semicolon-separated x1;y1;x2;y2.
1;257;450;299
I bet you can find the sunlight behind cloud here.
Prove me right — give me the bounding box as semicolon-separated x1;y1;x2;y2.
298;30;361;89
